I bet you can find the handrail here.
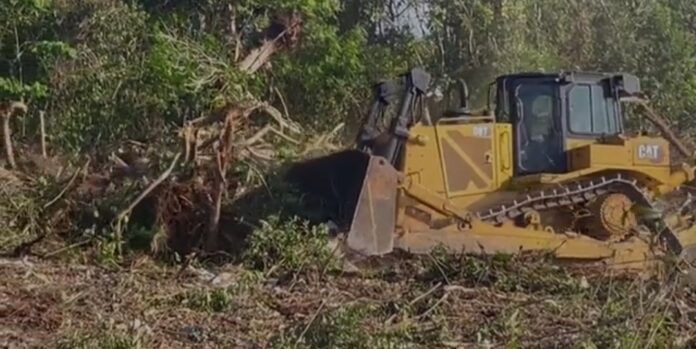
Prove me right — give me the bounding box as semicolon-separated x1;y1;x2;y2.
436;115;495;124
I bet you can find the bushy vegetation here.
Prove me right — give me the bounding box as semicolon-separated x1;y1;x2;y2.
5;0;696;151
3;0;696;348
243;215;337;275
422;247;584;295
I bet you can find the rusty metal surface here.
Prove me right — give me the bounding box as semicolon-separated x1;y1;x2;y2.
346;156;399;255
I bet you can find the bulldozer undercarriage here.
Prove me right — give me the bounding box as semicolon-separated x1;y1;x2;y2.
289;151;696;275
403;177;682;267
473;173;682;251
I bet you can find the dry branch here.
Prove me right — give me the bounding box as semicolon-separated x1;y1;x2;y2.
243;124;300;147
296;300;326;346
244;124;273;146
39;110;47;158
43;161;88;209
184;103;301;164
238;41;279;74
274;86;291;122
1;101;28;169
257;103;302;134
182;125;194;165
42;239;92;258
385;282;443;325
205;105;249;250
301;122;343;156
184;126;201;165
244;146;274;161
114;152;181;251
633;99;693;159
238;12;303;74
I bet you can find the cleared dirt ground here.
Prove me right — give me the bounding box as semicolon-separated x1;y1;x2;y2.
2;252;696;349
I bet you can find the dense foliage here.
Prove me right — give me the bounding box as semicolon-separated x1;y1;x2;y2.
4;0;696;152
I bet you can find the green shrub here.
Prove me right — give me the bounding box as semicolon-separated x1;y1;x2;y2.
422;246;581;295
243;215;337;274
175;288;234;313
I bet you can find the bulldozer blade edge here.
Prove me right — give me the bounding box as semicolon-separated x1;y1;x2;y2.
346;155;399;255
674;226;696;264
285;150;399;255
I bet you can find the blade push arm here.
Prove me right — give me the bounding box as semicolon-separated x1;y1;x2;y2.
356;68;431;165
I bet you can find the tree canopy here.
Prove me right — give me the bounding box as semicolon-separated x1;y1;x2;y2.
3;0;696;152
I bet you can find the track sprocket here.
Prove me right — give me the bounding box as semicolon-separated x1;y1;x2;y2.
575;192;638;242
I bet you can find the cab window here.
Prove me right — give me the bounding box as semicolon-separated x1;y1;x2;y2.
568;84;619;135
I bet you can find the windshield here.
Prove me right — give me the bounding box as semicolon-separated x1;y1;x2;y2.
518;83;557;141
515;82;561;174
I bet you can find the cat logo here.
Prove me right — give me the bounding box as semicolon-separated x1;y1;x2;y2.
637;144;661;162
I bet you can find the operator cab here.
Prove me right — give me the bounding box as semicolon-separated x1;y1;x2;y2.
492;71;639;176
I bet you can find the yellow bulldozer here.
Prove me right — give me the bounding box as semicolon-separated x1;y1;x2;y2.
286;68;696;271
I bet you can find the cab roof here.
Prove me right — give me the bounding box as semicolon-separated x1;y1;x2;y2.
495;71;641;94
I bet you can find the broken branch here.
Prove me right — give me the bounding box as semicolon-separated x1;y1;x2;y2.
39;110;47;158
114;152;181;251
1;101;28;169
43;160;89;209
635;100;693;159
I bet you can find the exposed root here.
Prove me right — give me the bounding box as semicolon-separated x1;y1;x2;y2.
149;180;211;256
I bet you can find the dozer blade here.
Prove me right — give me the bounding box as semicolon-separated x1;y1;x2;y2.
667;223;696;284
673;226;696;265
286;150;399;255
660;213;696;263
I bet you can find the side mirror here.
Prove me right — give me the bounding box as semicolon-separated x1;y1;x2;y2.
604;74;641;98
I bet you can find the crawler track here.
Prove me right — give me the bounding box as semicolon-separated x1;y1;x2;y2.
475;173;683;254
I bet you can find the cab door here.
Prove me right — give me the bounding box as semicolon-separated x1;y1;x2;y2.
507;78;566;175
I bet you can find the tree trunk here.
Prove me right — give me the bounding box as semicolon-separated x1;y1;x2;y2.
2;114;16;169
0;102;26;169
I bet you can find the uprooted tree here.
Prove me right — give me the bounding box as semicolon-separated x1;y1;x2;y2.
0;5;314;258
